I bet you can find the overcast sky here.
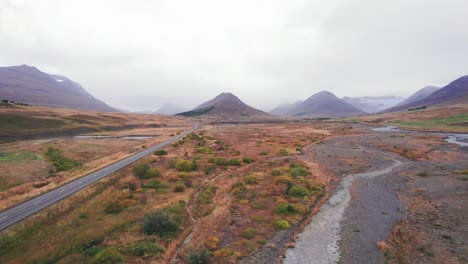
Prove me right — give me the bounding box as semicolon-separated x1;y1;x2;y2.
1;0;467;111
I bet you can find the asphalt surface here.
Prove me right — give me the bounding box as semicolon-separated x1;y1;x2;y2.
0;122;197;231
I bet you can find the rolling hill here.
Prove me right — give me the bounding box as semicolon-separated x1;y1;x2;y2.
177;92;268;117
0;65;115;112
282;91;365;118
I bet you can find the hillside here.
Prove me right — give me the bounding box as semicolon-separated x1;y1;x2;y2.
342;96;404;113
387;76;468;112
0;65;115;112
286;91;365;118
178;92;268;116
393;86;440;108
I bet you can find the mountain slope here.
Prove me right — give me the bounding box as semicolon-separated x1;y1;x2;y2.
287;91;365;118
342;96;404;113
178;92;268;116
394;86;440;108
270;101;302;116
0;65;115;112
387;76;468;112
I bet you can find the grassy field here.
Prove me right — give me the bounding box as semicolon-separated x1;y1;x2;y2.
350;104;468;133
389;113;468;129
0;122;335;263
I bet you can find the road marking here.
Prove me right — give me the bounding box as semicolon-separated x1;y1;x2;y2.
0;216;7;221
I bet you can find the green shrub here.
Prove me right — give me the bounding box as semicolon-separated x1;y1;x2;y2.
278;149;289;156
133;163;160;179
242;228;256;239
174;183;186;192
195;147;211;154
133;163;149;178
146;168;161;178
141;211;180;237
153;150;168;156
45;147;81;172
242;158;254;164
271;167;288;176
228;159;241;166
185;245;210;264
215;158;229;166
245;175;258;185
259;151;268;156
256;239;268;245
104;200;123;214
94;247;124;264
290;167;308;177
127;240;164;257
176;160;197;172
288;186;309;197
275;203;295;215
273;219;290;230
204;165;216;175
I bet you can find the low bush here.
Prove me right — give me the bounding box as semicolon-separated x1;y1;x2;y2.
242;158;254;164
94;247;124;264
278;149;289;156
174;183;186;192
259;151;268;156
288;186;309;197
127;240;164;258
242;228;256;239
273;219;290;230
251;215;268;223
229;159;241;166
245;174;258;185
214;158;229;166
213;248;233;257
256;239;268;245
142;211;180;237
290;167;308;177
153;150;168;156
271;167;289;176
292;203;307;214
205;236;220;250
176;159;197;172
275;203;295;215
185;245;210;264
274;175;293;185
104;200;124;214
195;147;211;154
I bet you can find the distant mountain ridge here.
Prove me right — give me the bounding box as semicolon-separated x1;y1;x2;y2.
342;96;404;113
282;91;365;118
386;76;468;112
269;101;302;116
178;92;268;116
0;65;115;112
394;86;440;108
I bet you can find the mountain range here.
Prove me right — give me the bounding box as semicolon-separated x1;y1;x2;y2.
0;65;115;112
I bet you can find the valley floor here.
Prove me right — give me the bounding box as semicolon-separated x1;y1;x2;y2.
0;115;466;263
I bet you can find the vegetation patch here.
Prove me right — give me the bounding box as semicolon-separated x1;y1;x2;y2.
141;201;187;238
45;147;81;172
0;152;42;162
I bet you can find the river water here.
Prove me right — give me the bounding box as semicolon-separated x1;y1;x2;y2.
370;126;468;147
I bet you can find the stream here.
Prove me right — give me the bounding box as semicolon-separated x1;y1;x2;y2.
284;160;405;264
371;126;468;147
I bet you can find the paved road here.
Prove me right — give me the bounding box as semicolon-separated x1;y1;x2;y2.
0;122;198;231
